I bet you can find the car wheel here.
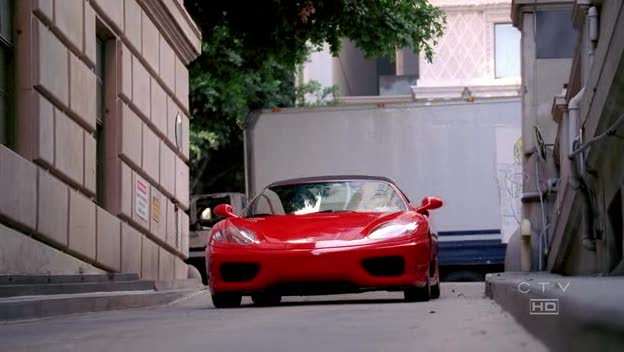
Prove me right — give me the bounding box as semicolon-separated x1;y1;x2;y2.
404;274;430;302
430;259;440;299
251;293;282;306
211;293;242;308
430;282;440;299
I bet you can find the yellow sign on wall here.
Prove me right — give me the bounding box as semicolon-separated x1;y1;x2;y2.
152;196;160;223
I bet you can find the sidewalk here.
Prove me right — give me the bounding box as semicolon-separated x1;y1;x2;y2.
485;272;624;352
0;274;203;322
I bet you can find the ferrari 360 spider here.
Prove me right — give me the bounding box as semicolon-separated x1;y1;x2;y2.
206;175;443;308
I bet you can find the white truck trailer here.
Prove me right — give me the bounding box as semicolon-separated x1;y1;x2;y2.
244;97;522;280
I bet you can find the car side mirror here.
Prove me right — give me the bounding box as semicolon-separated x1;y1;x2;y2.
417;196;443;213
214;204;238;218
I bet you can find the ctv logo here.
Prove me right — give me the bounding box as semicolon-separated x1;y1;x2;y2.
517;281;570;316
529;299;559;315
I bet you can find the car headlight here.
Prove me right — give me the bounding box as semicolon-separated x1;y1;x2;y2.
368;221;418;240
212;226;259;245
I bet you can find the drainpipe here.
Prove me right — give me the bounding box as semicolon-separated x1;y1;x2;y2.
587;7;599;80
588;7;599;44
567;88;596;251
568;88;584;156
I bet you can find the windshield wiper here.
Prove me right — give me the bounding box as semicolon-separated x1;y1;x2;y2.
314;210;355;213
248;213;274;218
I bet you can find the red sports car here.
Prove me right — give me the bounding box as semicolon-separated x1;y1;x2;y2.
205;175;443;308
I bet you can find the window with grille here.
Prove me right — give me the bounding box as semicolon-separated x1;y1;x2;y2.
96;36;105;204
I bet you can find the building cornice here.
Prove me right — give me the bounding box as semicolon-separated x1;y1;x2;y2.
439;3;511;13
337;95;415;105
412;83;521;100
140;0;202;65
512;0;574;29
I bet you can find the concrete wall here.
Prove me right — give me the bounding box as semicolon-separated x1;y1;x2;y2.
513;0;624;275
545;0;624;275
514;4;574;270
0;0;200;278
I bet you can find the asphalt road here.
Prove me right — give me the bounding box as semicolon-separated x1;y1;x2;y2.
0;283;545;352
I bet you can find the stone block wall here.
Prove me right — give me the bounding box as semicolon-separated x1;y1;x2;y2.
0;0;200;278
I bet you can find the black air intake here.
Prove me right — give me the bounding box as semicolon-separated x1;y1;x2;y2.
362;256;405;277
219;263;260;282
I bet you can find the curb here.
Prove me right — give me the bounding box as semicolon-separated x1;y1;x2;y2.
0;288;199;323
485;272;624;352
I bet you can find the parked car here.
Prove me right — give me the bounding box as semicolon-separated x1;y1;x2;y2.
205;175;443;308
187;193;246;284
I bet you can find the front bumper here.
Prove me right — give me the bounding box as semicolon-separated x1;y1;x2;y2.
207;240;431;294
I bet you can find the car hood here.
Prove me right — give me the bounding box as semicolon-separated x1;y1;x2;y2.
232;211;409;245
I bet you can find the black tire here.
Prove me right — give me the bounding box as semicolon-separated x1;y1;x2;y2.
430;282;440;299
211;293;242;308
251;293;282;306
430;259;440;299
404;274;430;302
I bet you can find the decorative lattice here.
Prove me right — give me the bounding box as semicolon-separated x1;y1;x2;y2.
420;11;488;82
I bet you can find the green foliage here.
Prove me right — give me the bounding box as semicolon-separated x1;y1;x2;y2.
184;0;445;194
295;80;341;107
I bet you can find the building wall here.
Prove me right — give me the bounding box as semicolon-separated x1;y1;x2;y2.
0;0;200;279
513;0;624;275
512;1;575;270
301;0;521;100
414;0;521;99
331;40;381;97
547;0;624;275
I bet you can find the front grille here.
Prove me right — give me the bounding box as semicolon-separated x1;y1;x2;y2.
361;256;405;277
219;263;260;282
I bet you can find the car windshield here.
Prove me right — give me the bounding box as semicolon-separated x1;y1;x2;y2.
247;180;408;216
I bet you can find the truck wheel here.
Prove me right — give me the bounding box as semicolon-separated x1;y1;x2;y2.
443;270;484;282
251;293;282;306
211;293;242;308
404;274;430;302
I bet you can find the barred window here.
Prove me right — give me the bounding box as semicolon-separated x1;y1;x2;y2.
0;0;14;146
96;36;105;204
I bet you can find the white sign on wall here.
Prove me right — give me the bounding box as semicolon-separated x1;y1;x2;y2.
136;179;148;221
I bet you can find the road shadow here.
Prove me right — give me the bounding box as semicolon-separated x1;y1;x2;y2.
245;298;406;308
194;296;435;310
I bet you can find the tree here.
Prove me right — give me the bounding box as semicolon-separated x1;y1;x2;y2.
185;0;445;194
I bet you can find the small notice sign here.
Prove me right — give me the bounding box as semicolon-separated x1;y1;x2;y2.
152;195;160;223
136;179;148;221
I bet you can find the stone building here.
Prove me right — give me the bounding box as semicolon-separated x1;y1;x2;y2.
512;0;624;274
302;0;522;100
0;0;201;280
414;0;521;99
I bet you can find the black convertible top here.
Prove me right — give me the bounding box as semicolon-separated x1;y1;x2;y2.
267;175;396;188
